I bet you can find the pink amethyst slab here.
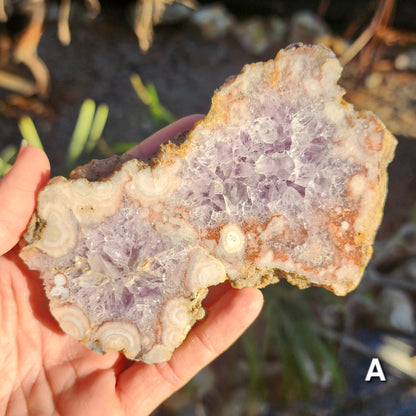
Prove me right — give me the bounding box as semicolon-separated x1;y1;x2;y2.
20;44;397;363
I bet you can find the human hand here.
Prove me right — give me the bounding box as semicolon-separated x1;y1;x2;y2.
0;115;264;415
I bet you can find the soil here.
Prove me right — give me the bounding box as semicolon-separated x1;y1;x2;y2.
0;17;256;175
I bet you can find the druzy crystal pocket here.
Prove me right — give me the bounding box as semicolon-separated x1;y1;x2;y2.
20;44;397;363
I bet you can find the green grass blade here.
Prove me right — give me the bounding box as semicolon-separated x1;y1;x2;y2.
130;73;151;105
0;145;18;177
309;325;346;394
110;142;136;153
146;83;176;124
279;304;313;399
67;99;96;164
1;145;18;164
241;326;265;399
0;158;12;176
18;116;44;150
86;103;109;153
130;73;176;125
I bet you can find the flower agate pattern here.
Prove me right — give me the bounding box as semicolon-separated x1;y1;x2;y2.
20;44;397;363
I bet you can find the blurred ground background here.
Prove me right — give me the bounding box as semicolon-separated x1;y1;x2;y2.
0;0;415;415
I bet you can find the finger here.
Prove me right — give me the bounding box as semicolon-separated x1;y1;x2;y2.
202;281;233;309
117;286;263;415
127;114;204;159
0;144;50;255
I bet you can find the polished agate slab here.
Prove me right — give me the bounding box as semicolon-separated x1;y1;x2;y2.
20;44;397;363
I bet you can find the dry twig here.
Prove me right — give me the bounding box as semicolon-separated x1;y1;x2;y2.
340;0;416;72
58;0;71;45
340;0;394;66
0;70;37;95
134;0;198;52
12;0;50;96
0;0;7;22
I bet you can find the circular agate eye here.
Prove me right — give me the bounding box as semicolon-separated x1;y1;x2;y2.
51;305;90;341
219;224;246;256
94;321;142;360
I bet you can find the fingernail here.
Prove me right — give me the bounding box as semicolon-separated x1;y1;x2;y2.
19;139;28;152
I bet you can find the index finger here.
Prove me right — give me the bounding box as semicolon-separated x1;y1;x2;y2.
127;114;204;159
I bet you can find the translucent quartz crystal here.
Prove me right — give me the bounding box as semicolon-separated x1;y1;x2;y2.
20;44;397;363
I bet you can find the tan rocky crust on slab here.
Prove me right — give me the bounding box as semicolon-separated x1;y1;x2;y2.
20;44;397;363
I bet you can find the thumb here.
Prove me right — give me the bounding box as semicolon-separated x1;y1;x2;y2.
0;143;50;255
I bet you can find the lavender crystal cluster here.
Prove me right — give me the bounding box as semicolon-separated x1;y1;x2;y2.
174;90;361;264
67;201;187;331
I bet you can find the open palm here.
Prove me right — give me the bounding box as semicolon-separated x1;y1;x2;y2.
0;116;263;415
